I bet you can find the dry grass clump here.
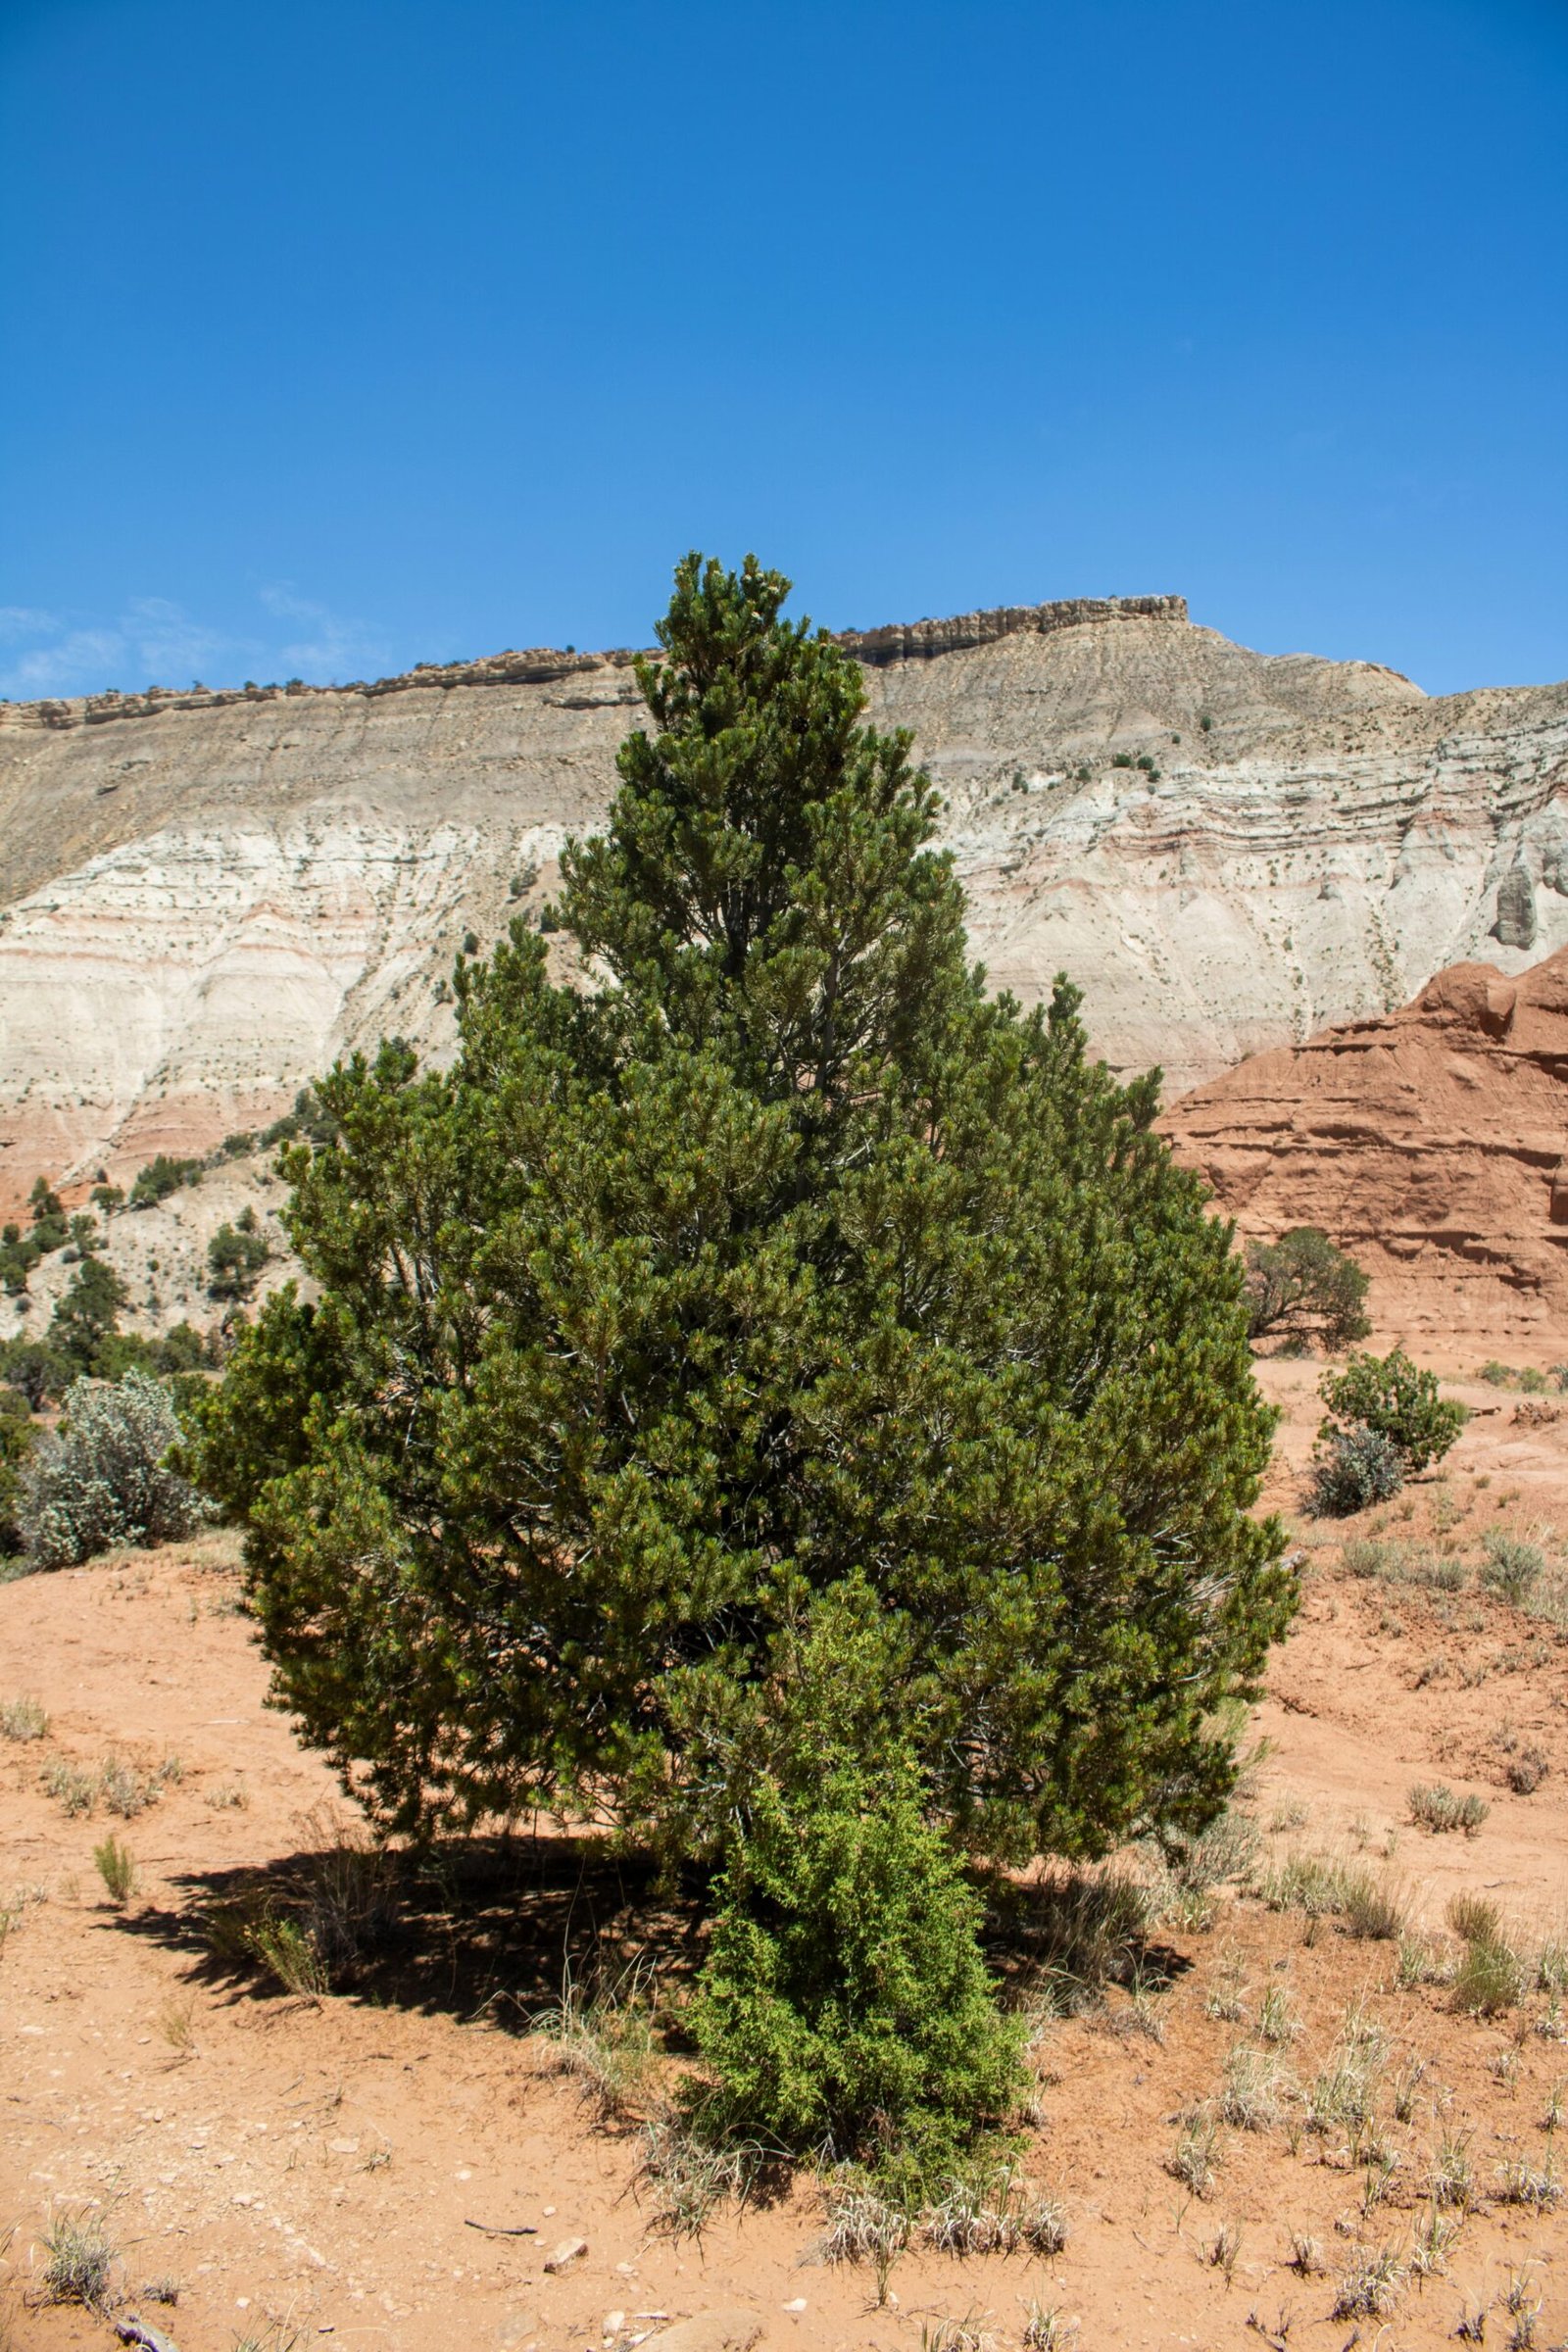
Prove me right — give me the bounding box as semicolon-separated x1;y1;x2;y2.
1339;1865;1408;1940
532;1968;659;2118
1495;2153;1561;2210
1022;2305;1077;2351
640;2114;760;2243
1429;2126;1476;2211
1012;1866;1153;2013
1255;1849;1349;1917
1255;1984;1301;2044
1407;2202;1462;2278
1447;1891;1503;1946
0;1694;48;1741
1332;2242;1403;2320
1219;2042;1291;2132
1444;1892;1528;2018
918;2167;1067;2258
247;1915;329;2000
1167;2106;1221;2194
40;2205;115;2309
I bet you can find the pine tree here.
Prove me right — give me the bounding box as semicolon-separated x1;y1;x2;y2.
196;554;1293;1870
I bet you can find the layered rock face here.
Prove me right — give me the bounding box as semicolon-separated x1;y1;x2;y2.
1164;948;1568;1342
2;596;1566;1211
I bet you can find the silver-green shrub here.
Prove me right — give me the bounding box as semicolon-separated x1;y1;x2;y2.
19;1373;201;1570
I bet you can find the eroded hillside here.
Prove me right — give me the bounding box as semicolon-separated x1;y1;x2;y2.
2;595;1566;1208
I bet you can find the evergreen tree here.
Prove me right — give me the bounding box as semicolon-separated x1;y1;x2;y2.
196;554;1293;1872
50;1256;131;1375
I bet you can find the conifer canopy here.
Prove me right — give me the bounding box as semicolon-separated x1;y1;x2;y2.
196;554;1294;1870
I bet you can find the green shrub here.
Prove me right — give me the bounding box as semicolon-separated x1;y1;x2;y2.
128;1154;203;1208
1245;1228;1370;1349
0;1338;71;1409
49;1256;131;1374
19;1372;202;1570
207;1209;270;1301
1318;1350;1466;1474
689;1590;1026;2179
0;1383;32;1556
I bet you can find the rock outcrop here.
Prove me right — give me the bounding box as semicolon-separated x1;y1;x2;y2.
1163;947;1568;1342
1;596;1566;1212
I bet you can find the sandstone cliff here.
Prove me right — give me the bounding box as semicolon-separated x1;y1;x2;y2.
1;595;1565;1210
1163;947;1568;1343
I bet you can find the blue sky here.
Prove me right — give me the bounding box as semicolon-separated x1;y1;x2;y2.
1;0;1564;699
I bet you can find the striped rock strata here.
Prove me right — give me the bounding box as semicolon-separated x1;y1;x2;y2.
1;597;1566;1211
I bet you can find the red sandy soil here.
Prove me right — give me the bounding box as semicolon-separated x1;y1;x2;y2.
3;1358;1568;2352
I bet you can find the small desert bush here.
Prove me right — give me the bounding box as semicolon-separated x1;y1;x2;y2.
19;1372;201;1570
42;1758;97;1816
1408;1783;1489;1837
1307;1423;1403;1516
1410;1551;1468;1592
1343;1537;1398;1579
92;1834;136;1906
247;1914;329;1999
41;2204;115;2307
1506;1744;1548;1794
99;1756;163;1818
1319;1350;1466;1473
1482;1529;1546;1606
0;1693;47;1740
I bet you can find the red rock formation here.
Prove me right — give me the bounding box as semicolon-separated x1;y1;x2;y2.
1163;947;1568;1343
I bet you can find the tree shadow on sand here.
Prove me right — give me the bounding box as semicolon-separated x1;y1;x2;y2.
114;1817;712;2040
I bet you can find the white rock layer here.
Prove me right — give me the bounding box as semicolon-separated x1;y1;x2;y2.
1;603;1564;1207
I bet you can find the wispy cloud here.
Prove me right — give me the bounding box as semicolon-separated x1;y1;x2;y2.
0;587;391;699
259;583;392;681
0;606;60;644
